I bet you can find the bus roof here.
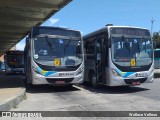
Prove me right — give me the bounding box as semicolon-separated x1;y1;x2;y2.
83;25;150;40
32;26;81;33
6;50;24;55
31;26;81;38
6;50;24;52
107;26;149;30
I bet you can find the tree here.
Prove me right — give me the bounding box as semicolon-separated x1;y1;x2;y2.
153;31;160;48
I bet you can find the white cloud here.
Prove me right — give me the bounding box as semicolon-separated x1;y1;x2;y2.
49;18;60;25
42;18;60;26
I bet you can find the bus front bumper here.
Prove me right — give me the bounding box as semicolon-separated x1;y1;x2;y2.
109;73;154;86
32;72;84;85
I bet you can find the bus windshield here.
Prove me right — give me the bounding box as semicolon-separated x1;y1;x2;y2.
33;36;83;66
111;37;152;67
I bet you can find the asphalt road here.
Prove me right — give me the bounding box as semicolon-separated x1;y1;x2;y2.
7;77;160;119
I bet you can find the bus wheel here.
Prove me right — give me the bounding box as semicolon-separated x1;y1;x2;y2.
24;78;32;92
91;74;99;88
25;83;34;92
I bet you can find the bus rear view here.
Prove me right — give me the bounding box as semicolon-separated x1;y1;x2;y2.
5;51;24;74
25;26;84;86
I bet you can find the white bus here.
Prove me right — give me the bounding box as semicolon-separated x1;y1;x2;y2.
5;51;24;73
24;26;84;86
83;25;154;87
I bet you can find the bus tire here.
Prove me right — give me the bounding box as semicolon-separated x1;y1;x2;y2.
91;74;99;88
25;83;33;92
24;77;32;91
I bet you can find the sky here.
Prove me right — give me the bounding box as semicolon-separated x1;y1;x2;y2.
16;0;160;50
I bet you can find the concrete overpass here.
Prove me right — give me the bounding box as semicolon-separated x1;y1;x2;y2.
0;0;72;56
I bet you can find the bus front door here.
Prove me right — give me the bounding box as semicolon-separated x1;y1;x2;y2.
96;38;106;84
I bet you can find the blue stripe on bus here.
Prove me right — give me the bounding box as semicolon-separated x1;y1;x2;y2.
44;71;56;77
37;67;57;77
116;69;135;78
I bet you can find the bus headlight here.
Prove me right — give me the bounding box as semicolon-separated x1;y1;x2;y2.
32;67;42;75
111;69;121;77
77;67;84;75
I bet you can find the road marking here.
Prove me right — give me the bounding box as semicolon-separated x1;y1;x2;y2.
73;85;87;91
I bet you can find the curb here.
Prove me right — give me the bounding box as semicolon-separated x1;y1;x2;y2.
0;88;26;111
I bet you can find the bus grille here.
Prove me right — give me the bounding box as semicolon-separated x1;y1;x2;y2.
46;78;74;84
124;78;147;84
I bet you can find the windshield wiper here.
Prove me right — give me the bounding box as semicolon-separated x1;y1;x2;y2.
64;37;72;56
122;35;130;54
65;38;72;49
45;35;54;55
142;37;147;52
137;43;140;54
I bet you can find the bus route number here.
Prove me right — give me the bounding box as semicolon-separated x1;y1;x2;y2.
54;58;61;66
130;59;136;66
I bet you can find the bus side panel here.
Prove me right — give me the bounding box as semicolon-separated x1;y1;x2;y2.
105;48;112;86
25;38;32;84
105;48;111;86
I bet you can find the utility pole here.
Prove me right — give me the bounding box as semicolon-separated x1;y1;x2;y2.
151;18;155;37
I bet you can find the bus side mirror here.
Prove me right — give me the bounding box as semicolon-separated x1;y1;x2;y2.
25;37;29;44
108;38;111;48
84;49;87;60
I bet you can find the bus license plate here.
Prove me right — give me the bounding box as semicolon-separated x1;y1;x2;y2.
55;81;65;84
132;81;140;85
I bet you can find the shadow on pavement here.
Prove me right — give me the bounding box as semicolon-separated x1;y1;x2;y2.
0;71;5;76
26;84;81;94
154;73;160;78
79;82;150;94
0;73;25;88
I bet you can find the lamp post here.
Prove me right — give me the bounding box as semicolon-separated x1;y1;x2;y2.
151;18;155;37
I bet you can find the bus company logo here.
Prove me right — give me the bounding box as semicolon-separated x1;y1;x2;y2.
1;112;42;118
59;73;74;76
